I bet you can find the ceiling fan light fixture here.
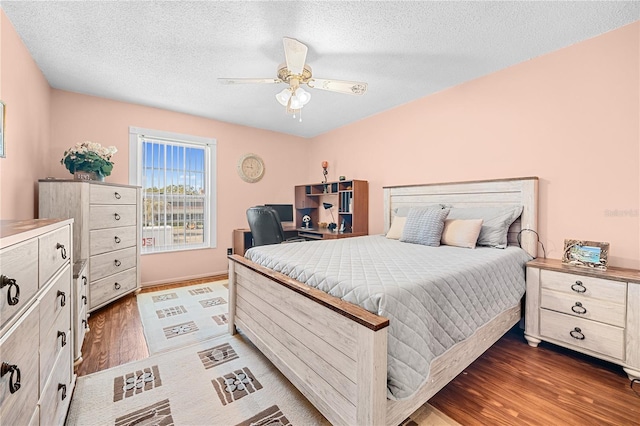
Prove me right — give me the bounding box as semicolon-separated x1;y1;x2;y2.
294;87;311;105
275;88;291;106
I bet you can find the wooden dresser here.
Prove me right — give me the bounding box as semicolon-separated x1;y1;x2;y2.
0;219;75;425
525;258;640;380
39;180;141;312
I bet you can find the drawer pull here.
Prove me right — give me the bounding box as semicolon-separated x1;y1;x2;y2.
82;295;87;305
570;327;585;340
82;276;88;286
114;213;121;221
82;319;88;329
58;383;67;400
571;302;587;315
0;275;20;306
57;290;66;307
114;191;121;200
114;259;122;267
1;362;21;394
115;282;121;290
114;236;121;244
56;242;67;260
57;330;67;347
571;280;586;293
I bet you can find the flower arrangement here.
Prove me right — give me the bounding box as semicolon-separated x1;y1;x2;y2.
61;141;117;177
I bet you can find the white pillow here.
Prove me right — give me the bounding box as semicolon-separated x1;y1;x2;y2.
386;216;407;239
441;219;484;248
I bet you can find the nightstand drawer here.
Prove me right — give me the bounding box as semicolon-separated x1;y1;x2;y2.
540;309;624;360
540;269;626;303
90;184;138;205
540;288;626;327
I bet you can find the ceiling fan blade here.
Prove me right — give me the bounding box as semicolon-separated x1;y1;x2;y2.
307;78;368;95
218;78;281;85
283;37;308;75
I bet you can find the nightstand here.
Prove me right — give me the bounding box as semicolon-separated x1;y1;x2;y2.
524;258;640;380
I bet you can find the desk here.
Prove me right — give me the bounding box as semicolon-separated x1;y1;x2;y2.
232;227;366;255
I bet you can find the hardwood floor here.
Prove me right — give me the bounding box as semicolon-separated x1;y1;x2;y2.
78;281;640;425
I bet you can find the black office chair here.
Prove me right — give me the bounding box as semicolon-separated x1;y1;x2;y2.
246;206;305;247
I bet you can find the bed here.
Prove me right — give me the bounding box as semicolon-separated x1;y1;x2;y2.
228;177;538;425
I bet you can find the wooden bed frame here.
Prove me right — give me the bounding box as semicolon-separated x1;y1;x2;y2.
228;177;539;425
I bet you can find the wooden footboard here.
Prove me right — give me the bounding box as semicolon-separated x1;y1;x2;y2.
229;254;521;426
229;255;389;426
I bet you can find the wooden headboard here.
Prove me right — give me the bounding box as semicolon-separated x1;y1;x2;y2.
383;177;539;257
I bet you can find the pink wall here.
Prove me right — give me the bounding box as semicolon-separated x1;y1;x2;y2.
311;22;640;269
50;91;309;285
0;10;52;219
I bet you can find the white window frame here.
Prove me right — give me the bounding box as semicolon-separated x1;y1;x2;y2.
129;126;217;254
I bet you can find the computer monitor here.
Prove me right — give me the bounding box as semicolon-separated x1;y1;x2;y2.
264;204;294;222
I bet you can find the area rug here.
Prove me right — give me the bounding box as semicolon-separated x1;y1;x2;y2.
67;333;459;426
137;280;230;354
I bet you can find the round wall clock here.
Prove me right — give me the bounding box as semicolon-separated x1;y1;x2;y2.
237;153;265;183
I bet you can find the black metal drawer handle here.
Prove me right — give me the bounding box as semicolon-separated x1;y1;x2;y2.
114;213;121;221
82;276;88;286
1;275;20;306
571;302;587;315
56;243;67;260
114;259;122;267
57;290;66;307
1;362;21;394
571;280;586;293
114;192;121;200
57;330;67;347
114;282;121;290
570;327;585;340
82;319;88;329
82;295;87;305
58;383;67;400
114;236;121;244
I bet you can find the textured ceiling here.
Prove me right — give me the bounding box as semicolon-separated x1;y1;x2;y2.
3;1;639;138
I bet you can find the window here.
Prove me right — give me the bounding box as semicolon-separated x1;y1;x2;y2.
129;127;216;254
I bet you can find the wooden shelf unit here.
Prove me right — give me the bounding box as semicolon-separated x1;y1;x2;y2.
294;179;368;236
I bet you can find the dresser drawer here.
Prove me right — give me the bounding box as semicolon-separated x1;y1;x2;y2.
540;269;626;304
0;239;38;329
39;306;71;394
90;184;138;205
39;339;72;426
89;226;137;256
90;247;137;281
89;205;137;230
39;266;71;342
75;305;88;360
39;226;71;287
0;303;40;426
540;309;625;360
540;288;626;327
90;268;137;309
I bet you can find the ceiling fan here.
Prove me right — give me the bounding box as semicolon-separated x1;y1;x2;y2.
218;37;368;121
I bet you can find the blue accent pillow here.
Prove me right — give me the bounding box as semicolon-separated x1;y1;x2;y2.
400;207;450;246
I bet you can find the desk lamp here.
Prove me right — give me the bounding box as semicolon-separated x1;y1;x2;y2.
323;202;337;231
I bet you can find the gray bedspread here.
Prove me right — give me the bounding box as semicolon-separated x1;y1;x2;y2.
245;235;531;400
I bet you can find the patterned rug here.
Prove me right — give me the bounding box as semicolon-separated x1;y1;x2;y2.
137;280;230;354
67;333;459;426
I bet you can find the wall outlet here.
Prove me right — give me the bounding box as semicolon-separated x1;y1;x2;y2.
227;248;233;255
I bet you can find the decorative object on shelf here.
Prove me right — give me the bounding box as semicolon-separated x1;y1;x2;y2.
302;214;311;229
322;161;328;183
339;175;346;181
323;202;337;231
237;153;265;183
339;219;345;233
61;141;117;181
562;239;609;270
0;101;5;158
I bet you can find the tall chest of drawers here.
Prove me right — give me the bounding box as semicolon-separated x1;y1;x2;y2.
0;219;75;426
525;258;640;380
39;180;141;312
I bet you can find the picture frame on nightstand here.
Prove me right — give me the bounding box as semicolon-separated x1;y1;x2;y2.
562;239;609;271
